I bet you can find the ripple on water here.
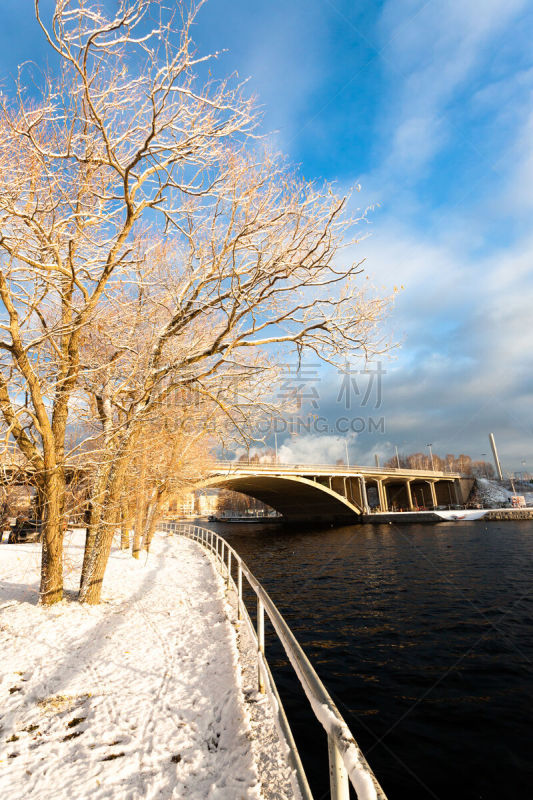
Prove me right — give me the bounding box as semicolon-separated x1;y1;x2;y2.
217;519;533;800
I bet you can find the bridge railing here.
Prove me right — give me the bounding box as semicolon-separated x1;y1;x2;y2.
162;520;388;800
213;460;461;478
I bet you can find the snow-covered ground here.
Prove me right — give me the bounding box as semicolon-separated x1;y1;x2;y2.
0;532;297;800
475;477;533;506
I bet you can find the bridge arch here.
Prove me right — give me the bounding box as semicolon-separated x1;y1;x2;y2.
198;474;362;524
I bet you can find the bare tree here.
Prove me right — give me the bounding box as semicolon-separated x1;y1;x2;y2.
215;489;271;516
139;422;214;554
74;148;390;602
0;0;254;603
0;1;390;604
390;450;491;477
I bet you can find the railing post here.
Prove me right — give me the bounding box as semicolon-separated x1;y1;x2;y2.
257;597;265;694
328;735;349;800
226;549;232;588
237;563;243;620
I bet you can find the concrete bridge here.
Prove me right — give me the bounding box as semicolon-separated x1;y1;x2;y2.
200;462;474;524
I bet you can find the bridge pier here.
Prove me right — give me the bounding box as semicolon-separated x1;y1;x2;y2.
359;477;370;514
376;479;388;512
427;480;438;509
405;479;414;511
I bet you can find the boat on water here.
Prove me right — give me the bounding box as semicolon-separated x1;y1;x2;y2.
207;514;282;523
433;509;489;521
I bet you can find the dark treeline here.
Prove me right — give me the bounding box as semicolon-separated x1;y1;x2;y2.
383;452;495;477
238;448;496;477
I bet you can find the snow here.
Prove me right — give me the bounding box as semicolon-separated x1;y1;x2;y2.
0;531;292;800
304;698;377;800
229;601;301;800
476;477;533;506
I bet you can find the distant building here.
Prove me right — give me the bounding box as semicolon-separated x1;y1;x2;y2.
168;493;195;517
196;492;218;516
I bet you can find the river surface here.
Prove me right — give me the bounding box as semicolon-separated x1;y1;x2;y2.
209;519;533;799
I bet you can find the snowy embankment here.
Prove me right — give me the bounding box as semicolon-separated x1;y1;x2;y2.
475;477;533;506
0;532;293;800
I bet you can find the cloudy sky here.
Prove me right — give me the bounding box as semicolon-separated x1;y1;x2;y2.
1;1;532;470
195;0;533;471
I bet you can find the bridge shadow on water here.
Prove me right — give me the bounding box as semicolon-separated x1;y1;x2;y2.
212;518;533;800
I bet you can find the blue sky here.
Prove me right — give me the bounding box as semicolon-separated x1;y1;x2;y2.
1;1;532;471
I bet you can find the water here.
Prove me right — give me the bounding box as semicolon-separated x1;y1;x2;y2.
212;520;533;799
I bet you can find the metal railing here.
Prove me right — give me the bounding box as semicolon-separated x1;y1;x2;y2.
162;521;388;800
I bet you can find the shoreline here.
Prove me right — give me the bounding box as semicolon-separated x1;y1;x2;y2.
363;508;533;524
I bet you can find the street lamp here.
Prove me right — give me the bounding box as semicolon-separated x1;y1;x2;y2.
426;443;434;471
395;445;400;469
345;440;350;468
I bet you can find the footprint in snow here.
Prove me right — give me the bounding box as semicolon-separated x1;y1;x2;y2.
101;752;125;761
66;716;86;728
63;730;83;742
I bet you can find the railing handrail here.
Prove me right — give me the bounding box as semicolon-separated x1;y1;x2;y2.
164;521;388;800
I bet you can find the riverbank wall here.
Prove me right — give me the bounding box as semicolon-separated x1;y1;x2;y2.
363;508;533;524
484;508;533;520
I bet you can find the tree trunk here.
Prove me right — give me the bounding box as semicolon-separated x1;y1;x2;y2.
132;498;145;559
120;496;131;550
142;487;166;553
79;492;124;604
78;519;114;604
79;445;132;604
39;469;65;605
132;452;147;559
80;458;113;585
81;504;102;589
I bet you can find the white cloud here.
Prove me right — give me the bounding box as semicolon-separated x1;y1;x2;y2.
373;0;528;182
311;216;533;468
235;3;330;151
278;433;355;465
501;109;533;213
